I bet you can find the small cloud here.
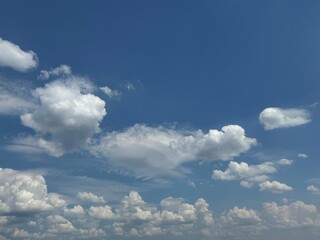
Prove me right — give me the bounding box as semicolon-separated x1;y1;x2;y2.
124;83;135;91
277;158;294;166
0;38;38;72
307;185;320;195
187;180;197;189
38;65;72;80
298;153;308;159
77;192;106;203
259;180;293;193
100;86;122;99
259;107;311;130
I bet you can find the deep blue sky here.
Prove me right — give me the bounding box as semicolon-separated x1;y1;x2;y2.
0;1;320;239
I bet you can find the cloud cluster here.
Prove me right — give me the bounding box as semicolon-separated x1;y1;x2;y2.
1;168;319;240
18;77;106;156
259;107;311;130
91;124;257;177
0;168;65;214
213;161;293;193
0;38;38;72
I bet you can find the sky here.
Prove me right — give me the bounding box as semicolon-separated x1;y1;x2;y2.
0;0;320;239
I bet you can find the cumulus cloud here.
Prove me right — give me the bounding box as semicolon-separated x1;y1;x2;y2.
100;86;121;99
221;206;261;225
276;158;294;166
91;124;257;177
77;192;106;203
19;77;106;156
213;161;293;192
259;107;311;130
262;201;320;228
0;38;38;72
38;65;72;80
307;185;320;195
0;168;65;214
259;181;293;193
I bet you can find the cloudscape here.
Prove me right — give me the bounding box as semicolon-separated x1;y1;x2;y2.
0;1;320;239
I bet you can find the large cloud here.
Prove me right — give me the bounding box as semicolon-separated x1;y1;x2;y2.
0;168;65;214
19;77;106;156
213;161;293;192
91;124;257;177
259;107;311;130
0;38;38;72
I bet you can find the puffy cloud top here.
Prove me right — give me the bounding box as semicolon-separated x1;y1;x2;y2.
0;38;38;72
20;77;106;156
0;168;65;213
259;107;311;130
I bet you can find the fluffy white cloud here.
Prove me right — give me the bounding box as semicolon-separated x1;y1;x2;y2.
262;201;320;228
0;38;38;72
277;158;293;165
110;191;214;237
259;107;311;130
20;77;106;156
213;161;276;182
88;205;115;220
259;181;293;193
221;206;261;225
100;86;121;99
213;160;293;193
91;124;257;177
64;205;85;217
298;153;308;159
0;168;65;214
77;192;106;203
213;161;278;189
38;65;72;80
307;185;320;195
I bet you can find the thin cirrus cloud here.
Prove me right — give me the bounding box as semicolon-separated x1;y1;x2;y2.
17;77;106;156
259;107;311;130
213;160;293;193
90;124;257;177
0;38;38;72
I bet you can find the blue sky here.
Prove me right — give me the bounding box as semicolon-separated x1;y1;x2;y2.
0;1;320;239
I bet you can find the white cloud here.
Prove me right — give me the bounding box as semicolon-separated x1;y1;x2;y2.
0;38;38;72
213;161;276;188
259;181;293;193
38;65;72;80
259;107;311;130
77;192;106;203
0;168;65;214
262;201;320;228
277;158;294;165
88;205;115;220
20;77;106;156
213;161;276;181
307;185;320;195
221;206;261;225
298;153;308;159
213;161;293;193
91;124;257;177
100;86;121;99
64;205;85;217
